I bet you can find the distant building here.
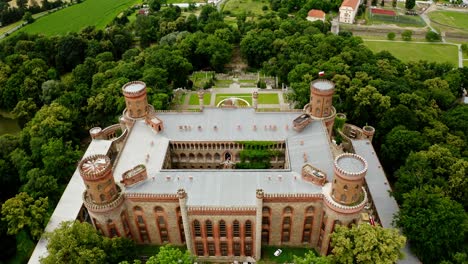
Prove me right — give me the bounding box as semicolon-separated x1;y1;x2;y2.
307;9;326;22
339;0;360;24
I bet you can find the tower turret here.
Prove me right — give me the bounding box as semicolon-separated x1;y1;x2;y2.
79;154;118;204
122;81;148;119
331;153;367;205
308;79;335;118
252;90;258;109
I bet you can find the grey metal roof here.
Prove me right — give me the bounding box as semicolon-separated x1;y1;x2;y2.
336;156;365;174
113;108;335;206
28;140;113;264
352;139;420;264
313;80;334;91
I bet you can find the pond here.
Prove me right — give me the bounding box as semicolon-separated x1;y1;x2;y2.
0;111;20;135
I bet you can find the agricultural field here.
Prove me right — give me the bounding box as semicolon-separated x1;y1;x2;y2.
428;10;468;32
17;0;140;36
364;41;459;66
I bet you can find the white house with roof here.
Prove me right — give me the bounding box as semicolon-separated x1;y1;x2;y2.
307;9;326;22
339;0;360;24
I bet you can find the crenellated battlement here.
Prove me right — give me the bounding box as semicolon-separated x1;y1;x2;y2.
323;183;367;214
79;154;112;180
310;79;335;95
122;81;147;98
82;186;125;213
334;153;367;180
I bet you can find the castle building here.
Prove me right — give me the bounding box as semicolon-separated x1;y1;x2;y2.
71;79;380;262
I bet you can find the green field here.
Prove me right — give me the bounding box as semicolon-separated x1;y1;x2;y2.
428;10;468;31
213;79;233;88
188;93;212;105
261;246;311;263
366;10;426;27
215;93;252;105
18;0;140;36
364;41;459;66
258;93;279;104
222;0;268;17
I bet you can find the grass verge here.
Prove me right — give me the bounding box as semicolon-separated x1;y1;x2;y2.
428;10;468;32
261;246;312;263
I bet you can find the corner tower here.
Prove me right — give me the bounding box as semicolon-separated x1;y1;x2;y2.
331;153;367;205
80;155;128;238
306;79;337;137
80;154;118;204
319;153;368;255
122;81;148;119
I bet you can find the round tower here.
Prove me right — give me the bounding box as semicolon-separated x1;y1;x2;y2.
79;154;118;204
331;153;367;205
308;79;335;118
122;81;148;119
362;125;375;142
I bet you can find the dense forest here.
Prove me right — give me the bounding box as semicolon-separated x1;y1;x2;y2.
0;3;466;264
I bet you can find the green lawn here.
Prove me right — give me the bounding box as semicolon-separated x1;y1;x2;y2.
261;246;312;263
258;93;279;104
213;79;233;88
166;0;204;3
188;93;212;105
464;60;468;68
364;41;459;66
222;0;268;17
215;93;252;105
17;0;140;36
428;10;468;31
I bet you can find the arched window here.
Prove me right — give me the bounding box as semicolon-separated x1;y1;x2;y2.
121;211;131;238
262;207;271;244
233;220;240;237
154;207;169;243
133;206;150;243
340;194;346;202
282;206;293;242
245;220;252;238
219;220;227;238
107;220;120;238
193;220;201;237
176;207;185;243
344;185;348;191
302;206;315;243
205;220;213;237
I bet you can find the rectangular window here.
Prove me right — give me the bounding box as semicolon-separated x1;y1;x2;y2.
245;242;252;256
220;242;228;256
137;215;144;225
196;242;204;256
208;242;215;256
233;242;241;256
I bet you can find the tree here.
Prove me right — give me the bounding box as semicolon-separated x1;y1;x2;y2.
401;30;412;41
1;192;49;240
149;0;162;12
330;224;406;264
293;250;331;264
146;244;192;264
425;31;441;42
23;11;34;24
405;0;415;9
41;221;136;264
387;32;395;40
395;188;467;263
